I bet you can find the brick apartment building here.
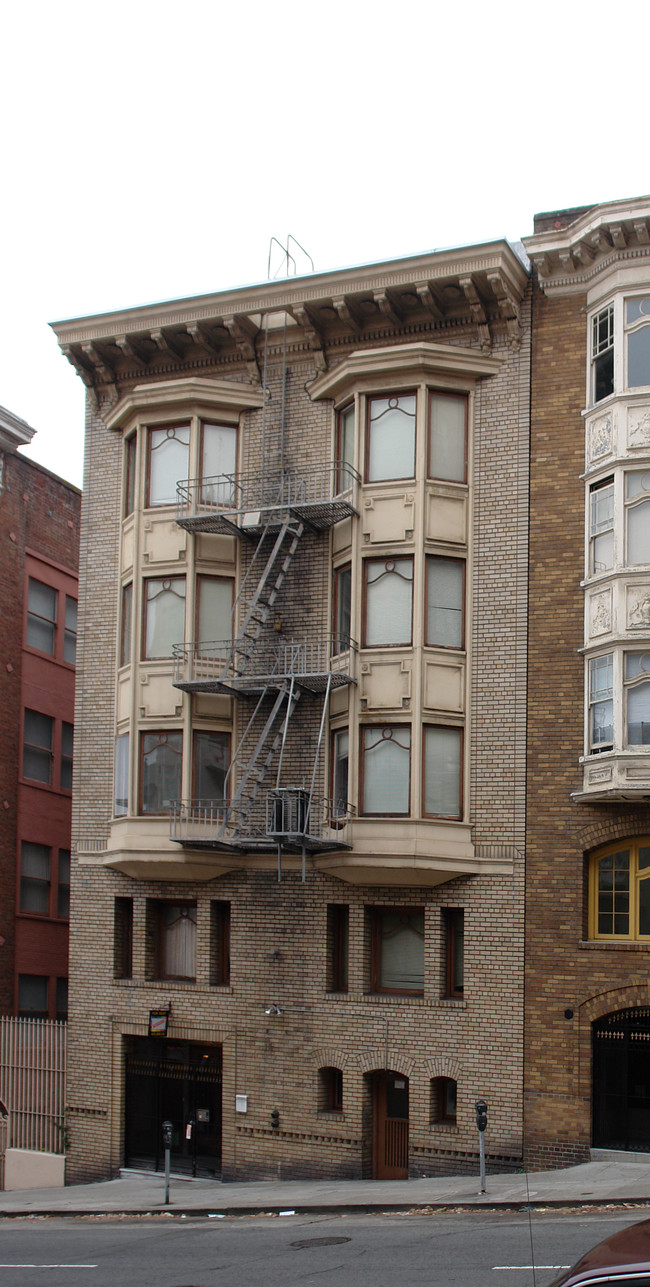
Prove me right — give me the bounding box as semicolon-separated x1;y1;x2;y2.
53;240;530;1182
523;195;650;1167
0;404;80;1020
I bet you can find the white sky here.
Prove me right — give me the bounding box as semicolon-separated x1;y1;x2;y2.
1;0;648;489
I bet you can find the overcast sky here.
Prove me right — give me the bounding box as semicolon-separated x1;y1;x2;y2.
2;0;648;489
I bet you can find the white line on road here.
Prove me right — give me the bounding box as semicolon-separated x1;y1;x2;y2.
0;1265;98;1270
493;1267;570;1272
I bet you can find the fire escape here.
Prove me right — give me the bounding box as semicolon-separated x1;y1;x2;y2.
169;462;359;877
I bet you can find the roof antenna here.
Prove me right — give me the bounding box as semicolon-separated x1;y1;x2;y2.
267;236;314;280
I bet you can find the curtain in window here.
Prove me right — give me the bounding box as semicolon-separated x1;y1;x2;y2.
162;905;196;979
333;730;349;814
198;578;233;644
201;423;237;503
379;912;424;990
626;478;650;564
424;726;461;817
365;559;413;646
145;578;186;658
363;727;410;814
429;394;466;482
149;426;190;506
141;733;182;813
194;732;228;801
427;558;463;647
114;734;129;816
367;395;416;481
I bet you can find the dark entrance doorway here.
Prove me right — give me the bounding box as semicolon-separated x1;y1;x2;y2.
593;1008;650;1151
124;1037;222;1177
371;1071;409;1179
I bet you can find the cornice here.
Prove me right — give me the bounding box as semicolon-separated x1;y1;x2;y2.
523;196;650;297
105;376;265;431
0;404;36;451
309;342;503;403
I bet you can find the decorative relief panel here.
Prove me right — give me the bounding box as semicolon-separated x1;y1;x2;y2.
138;670;182;719
589;588;612;637
588;413;613;464
121;522;134;576
627;584;650;630
359;658;411;710
194;694;233;720
332;518;353;557
142;518;186;565
362;494;415;545
423;658;464;713
587;764;613;784
628;404;650;451
425;489;466;546
116;671;131;725
625;762;650;781
195;533;236;566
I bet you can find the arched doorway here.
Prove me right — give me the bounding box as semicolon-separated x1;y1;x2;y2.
368;1070;409;1179
593;1008;650;1152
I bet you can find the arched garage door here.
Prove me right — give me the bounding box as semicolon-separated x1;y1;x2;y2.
593;1008;650;1151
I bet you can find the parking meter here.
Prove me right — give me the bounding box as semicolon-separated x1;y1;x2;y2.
162;1119;173;1204
474;1099;487;1193
475;1099;488;1132
162;1119;173;1149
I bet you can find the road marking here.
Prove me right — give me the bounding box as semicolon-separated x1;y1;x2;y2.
493;1267;570;1272
0;1265;97;1270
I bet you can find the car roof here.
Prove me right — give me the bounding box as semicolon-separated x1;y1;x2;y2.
552;1218;650;1285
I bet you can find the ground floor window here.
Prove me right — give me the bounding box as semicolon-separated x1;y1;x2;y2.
589;839;650;939
369;907;424;994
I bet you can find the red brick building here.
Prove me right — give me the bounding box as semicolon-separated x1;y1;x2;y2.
0;405;80;1019
523;197;650;1166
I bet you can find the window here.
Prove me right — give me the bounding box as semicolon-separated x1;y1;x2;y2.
147;424;190;507
20;843;50;914
61;722;73;790
149;902;197;980
366;393;416;482
361;726;410;815
423;726;462;819
332;564;351;654
114;898;133;979
114;734;129;816
331;729;349;819
18;975;49;1019
426;557;464;648
140;731;182;815
589;478;614;574
625;653;650;745
626;296;650;389
592;304;614;402
201;421;237;504
369;907;424;994
210;900;230;985
589;655;613;753
326;904;349;992
429;392;467;482
143;577;186;659
444;908;464;998
626;472;650;566
55;978;68;1021
336;404;355;492
363;558;413;647
589;840;650;939
319;1067;343;1113
430;1077;457;1124
197;576;233;644
23;710;53;784
124;433;136;517
57;850;70;919
64;596;77;665
194;731;229;802
26;579;57;654
120;583;132;667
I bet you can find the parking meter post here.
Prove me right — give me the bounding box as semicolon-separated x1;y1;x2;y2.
162;1120;173;1205
474;1099;487;1194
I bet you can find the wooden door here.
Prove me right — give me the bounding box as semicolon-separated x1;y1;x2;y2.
372;1072;409;1179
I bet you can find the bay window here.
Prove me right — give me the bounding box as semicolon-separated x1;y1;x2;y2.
361;725;411;815
423;726;462;819
143;577;186;659
589;478;614;574
140;731;182;814
197;576;233;644
336;404;355;492
332;564;351;654
194;731;229;801
200;421;237;504
364;557;413;647
366;393;416;482
625;653;650;745
589;655;613;753
626;472;650;566
331;729;349;817
626;296;650;388
592;304;614;402
426;557;464;648
429;392;467;483
147;424;190;507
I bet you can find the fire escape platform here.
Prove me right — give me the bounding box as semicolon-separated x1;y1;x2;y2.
176;495;358;536
173;669;355;697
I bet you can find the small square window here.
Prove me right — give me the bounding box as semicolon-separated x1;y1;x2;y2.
148;901;197;981
319;1066;343;1112
369;907;424;995
431;1076;457;1124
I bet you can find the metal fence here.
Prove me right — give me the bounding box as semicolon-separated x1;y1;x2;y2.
0;1017;66;1154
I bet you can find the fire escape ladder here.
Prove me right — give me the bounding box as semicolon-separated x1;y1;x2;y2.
224;681;302;836
224;514;304;681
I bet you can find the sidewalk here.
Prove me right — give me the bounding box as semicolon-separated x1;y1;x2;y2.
1;1160;650;1217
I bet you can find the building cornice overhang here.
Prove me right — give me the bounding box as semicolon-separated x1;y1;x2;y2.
50;240;528;397
0;404;36;452
523;195;650;297
309;342;503;404
105;376;265;432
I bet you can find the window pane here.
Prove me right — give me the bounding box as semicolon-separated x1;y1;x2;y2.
333;565;351;653
57;850;70;918
589;655;613;751
124;434;136;518
597;852;630;936
23;710;54;783
424;726;462;818
64;596;77;664
445;908;464;995
201;423;237;504
332;730;349;815
26;579;56;654
114;733;129;816
194;732;229;801
55;977;68;1020
426;558;464;647
362;726;410;815
61;722;73;789
337;406;355;491
627;498;650;565
627;680;650;745
590;480;614;573
378;911;424;991
148;425;190;506
628;326;650;388
367;394;416;482
429;393;466;482
18;975;48;1018
365;558;413;646
20;842;50;913
141;732;182;814
144;577;186;658
120;583;132;668
162;904;196;979
198;578;232;643
593;305;614;402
